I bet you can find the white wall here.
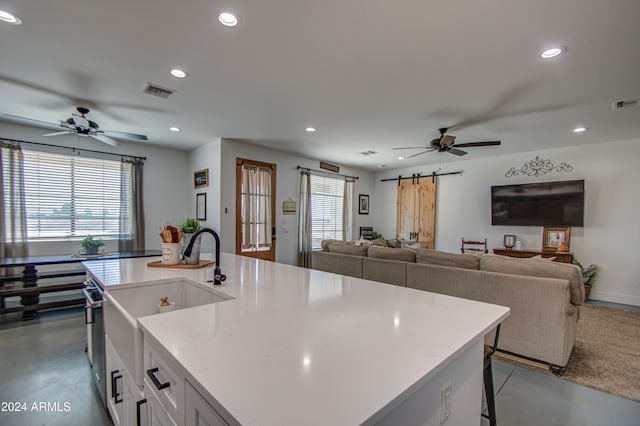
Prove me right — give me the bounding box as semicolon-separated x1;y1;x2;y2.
187;139;222;253
217;139;376;265
1;122;191;255
374;138;640;306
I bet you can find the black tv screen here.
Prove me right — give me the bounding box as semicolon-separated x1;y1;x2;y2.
491;180;584;226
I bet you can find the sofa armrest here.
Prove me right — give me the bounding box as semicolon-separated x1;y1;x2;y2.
406;263;576;366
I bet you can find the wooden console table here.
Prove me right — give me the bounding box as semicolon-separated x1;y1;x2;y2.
492;249;573;264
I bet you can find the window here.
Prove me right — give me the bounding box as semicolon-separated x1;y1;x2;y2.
310;174;344;250
21;149;131;241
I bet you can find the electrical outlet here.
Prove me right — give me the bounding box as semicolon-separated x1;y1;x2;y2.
440;382;452;424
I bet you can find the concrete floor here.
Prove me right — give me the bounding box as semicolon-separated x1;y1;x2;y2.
1;303;639;426
0;307;112;426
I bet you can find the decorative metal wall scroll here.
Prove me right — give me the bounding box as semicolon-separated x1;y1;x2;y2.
505;156;573;178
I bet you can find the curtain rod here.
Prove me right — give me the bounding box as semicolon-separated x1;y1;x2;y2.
296;166;359;180
380;170;463;184
0;137;147;161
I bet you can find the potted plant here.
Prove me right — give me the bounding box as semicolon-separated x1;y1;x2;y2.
572;257;600;300
180;217;201;234
180;218;202;264
80;235;105;255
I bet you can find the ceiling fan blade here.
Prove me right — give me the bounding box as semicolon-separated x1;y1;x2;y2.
91;134;119;146
43;131;73;137
408;150;432;158
0;114;67;131
453;141;501;148
392;146;430;150
448;148;468;156
103;130;148;141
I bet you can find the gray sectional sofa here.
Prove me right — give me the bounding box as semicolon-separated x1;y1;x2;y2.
311;241;584;373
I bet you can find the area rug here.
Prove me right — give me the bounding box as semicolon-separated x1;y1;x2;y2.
497;304;640;401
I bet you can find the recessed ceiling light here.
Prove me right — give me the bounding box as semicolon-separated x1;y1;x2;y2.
573;126;588;133
170;69;188;78
169;126;181;132
397;156;405;160
0;10;22;25
540;46;565;59
305;127;317;133
218;12;238;27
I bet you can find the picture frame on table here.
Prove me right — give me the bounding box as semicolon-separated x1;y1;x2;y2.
359;194;370;215
194;168;209;188
503;234;516;249
542;226;571;251
196;193;207;221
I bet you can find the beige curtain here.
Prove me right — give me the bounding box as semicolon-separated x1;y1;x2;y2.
118;159;145;252
342;178;355;241
0;142;29;276
241;165;272;250
298;170;312;267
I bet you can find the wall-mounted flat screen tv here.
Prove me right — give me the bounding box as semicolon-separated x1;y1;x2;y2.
491;179;584;226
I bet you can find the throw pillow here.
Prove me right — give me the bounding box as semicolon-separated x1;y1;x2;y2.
371;237;387;247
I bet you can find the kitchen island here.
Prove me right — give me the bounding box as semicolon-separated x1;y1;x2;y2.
85;253;509;426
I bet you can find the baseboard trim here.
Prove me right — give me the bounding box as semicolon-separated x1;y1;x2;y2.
589;290;640;307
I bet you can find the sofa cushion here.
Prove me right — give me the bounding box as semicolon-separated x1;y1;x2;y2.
321;239;343;251
327;242;369;256
367;246;416;262
480;255;584;305
371;237;388;247
416;249;480;270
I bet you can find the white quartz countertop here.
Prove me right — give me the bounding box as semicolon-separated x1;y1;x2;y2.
85;253;509;426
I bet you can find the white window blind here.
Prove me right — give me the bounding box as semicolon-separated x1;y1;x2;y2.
21;149;130;240
310;174;344;250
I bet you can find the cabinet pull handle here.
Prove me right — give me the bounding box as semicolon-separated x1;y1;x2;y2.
111;370;123;404
146;367;171;390
136;398;147;426
84;306;94;324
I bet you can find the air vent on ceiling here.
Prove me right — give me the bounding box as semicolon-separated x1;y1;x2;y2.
360;150;378;156
142;83;175;99
612;97;640;109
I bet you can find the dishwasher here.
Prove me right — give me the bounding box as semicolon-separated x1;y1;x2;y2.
83;276;106;408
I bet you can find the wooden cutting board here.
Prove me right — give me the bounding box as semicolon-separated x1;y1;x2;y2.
147;260;214;269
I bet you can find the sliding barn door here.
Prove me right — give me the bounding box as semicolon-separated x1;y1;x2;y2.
396;177;437;249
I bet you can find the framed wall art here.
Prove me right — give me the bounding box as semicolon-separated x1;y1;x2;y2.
196;193;207;220
359;194;369;215
194;168;209;188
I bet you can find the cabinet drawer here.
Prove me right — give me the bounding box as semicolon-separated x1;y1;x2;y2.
144;340;184;423
145;382;178;426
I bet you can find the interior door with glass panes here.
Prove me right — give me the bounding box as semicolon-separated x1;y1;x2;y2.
235;158;276;261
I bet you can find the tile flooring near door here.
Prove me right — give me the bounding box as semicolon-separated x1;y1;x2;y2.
1;305;639;426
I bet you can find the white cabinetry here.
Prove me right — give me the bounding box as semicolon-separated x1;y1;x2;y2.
105;334;147;426
185;382;227;426
143;336;228;426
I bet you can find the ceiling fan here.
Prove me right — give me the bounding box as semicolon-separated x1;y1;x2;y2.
2;107;148;146
393;127;501;158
